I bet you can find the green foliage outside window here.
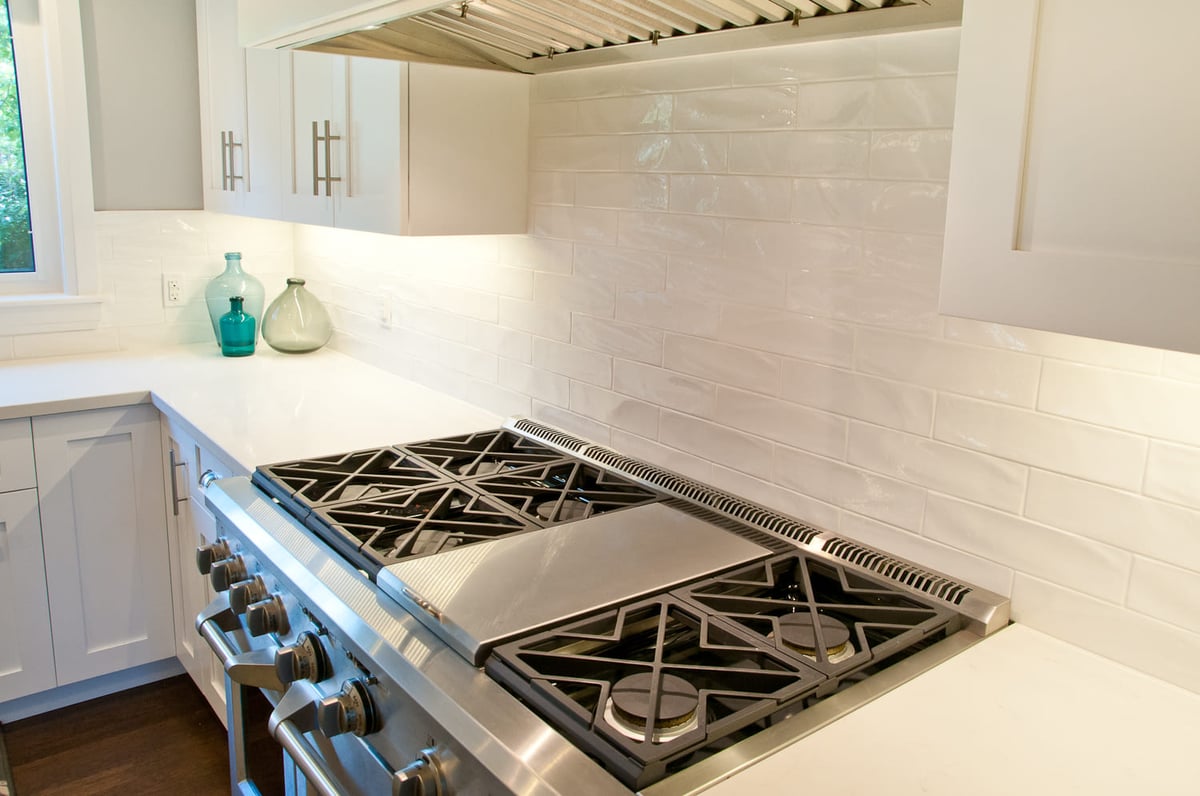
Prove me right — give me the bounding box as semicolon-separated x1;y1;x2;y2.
0;0;34;273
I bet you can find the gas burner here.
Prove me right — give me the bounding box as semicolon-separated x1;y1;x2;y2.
604;673;701;743
775;613;856;664
472;461;659;525
403;430;567;479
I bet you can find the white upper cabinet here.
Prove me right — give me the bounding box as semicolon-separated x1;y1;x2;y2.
197;0;284;218
281;51;528;236
941;0;1200;354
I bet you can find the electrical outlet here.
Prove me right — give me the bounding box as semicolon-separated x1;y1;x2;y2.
375;294;392;328
162;275;183;307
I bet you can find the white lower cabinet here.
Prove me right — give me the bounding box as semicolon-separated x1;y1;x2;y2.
31;405;175;687
0;488;56;702
163;418;233;723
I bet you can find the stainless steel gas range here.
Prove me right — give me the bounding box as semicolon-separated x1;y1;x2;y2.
199;417;1009;795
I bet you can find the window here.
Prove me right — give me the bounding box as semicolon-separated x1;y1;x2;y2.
0;0;35;274
0;0;100;333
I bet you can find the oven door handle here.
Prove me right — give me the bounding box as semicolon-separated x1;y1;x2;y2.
196;596;287;692
269;683;348;796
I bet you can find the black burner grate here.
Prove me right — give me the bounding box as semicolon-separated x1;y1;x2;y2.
314;483;537;565
469;460;660;525
253;447;446;511
402;429;568;478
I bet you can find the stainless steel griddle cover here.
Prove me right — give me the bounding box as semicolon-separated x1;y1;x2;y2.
377;502;772;665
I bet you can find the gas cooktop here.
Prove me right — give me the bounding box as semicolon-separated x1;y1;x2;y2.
247;417;1007;791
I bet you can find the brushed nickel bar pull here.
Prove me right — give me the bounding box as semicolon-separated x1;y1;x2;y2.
311;120;319;196
220;131;230;190
169;447;188;516
227;131;243;189
322;119;340;197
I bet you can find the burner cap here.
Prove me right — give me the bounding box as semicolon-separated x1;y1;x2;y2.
535;499;590;522
778;613;851;655
610;672;699;731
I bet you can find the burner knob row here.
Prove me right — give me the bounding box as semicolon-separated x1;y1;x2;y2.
274;632;331;684
316;679;379;738
195;539;231;576
246;595;289;637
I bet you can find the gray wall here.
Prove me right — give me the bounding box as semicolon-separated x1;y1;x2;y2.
81;0;202;210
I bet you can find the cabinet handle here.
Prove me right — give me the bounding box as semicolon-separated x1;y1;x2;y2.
311;120;341;197
227;130;243;190
169;448;188;517
220;131;244;192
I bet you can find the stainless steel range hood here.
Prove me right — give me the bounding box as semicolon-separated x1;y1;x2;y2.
242;0;963;74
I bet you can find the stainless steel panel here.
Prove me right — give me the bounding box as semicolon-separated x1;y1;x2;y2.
377;502;771;665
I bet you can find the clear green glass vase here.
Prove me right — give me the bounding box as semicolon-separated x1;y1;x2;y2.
262;278;333;354
205;252;264;347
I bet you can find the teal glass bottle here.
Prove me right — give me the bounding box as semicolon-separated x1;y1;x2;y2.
205;252;265;347
219;296;256;357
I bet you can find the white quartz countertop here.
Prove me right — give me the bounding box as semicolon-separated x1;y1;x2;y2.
3;347;1198;794
0;344;500;472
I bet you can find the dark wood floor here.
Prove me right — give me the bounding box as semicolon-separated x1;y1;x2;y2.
2;675;230;796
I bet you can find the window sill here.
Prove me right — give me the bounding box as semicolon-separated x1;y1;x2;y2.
0;294;104;336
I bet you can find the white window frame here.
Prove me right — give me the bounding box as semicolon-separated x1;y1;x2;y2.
0;0;101;333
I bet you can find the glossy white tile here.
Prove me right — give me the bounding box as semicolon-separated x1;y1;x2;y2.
610;429;714;484
613;360;716;418
729;131;870;177
575;173;669;211
794;80;873;129
571;315;664;365
1025;470;1200;573
574;245;669;291
531;402;612;445
618;211;725;255
621;133;729;172
531;135;622;171
875;27;960;76
616;289;722;337
933;395;1147;491
871;75;957;128
569;381;660;439
497;236;573;274
533;272;616;317
667;255;787;308
1143;441;1200;511
663;334;780;395
731;37;875;84
782;359;934;435
498;297;571;342
669;175;792;220
661;410;773;480
943;318;1166;375
575;95;674;134
709;465;841;531
532;337;612;387
869;130;953;180
848;423;1028;513
499;359;569;407
924;495;1132;602
1127;558;1200;634
716;387;847;460
775;445;926;531
718;304;855;367
674;86;797;131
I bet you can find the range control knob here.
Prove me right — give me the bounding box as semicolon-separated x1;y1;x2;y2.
394;749;445;796
274;632;331;684
195;539;231;575
245;595;289;637
316;679;379;738
209;556;247;592
228;576;268;615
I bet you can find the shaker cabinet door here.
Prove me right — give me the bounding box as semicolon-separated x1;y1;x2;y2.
33;405;174;686
197;0;248;214
0;488;56;703
283;50;341;228
941;0;1200;353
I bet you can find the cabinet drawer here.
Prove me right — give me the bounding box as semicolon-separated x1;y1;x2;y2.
0;418;36;493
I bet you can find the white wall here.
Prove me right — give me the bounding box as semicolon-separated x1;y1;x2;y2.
292;27;1200;694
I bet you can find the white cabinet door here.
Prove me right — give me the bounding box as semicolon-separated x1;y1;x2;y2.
941;0;1200;354
0;417;36;493
242;46;286;220
163;419;230;723
0;489;55;703
337;56;405;234
197;0;247;214
33;405;175;686
283;50;341;228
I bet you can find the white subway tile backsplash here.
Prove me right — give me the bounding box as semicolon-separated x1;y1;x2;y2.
533;273;615;318
775;445;926;531
532;338;612;387
724;220;809;263
609;429;715;484
663;335;780;395
794;80;873;129
924;495;1132;602
498;236;573;274
616;290;722;338
1039;361;1200;446
667;255;786;308
532;135;621;172
719;304;854;367
782;359;934;434
934;395;1148;491
575;174;669;211
728;131;870;177
1127;559;1200;634
499;359;569;407
1162;350;1200;382
661;410;773;480
1025;471;1200;572
848;423;1028;513
622;54;733;94
855;328;1041;407
574;245;668;291
715;388;847;460
529;171;577;206
709;465;841;532
613;359;716;418
621;133;729;173
870;75;957;128
618;211;725;255
1011;575;1200;694
533;67;624;101
674;86;798;131
532;402;612;445
1143;441;1200;511
669;175;792;220
943;318;1166;374
863;181;948;234
529;100;577;136
790;179;870;227
869;130;953;180
731;37;875;84
465;320;532;363
838;512;1014;597
498;297;571;342
875;28;960;76
569;382;660;439
572;315;664;364
575;95;674;134
530;206;620;244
